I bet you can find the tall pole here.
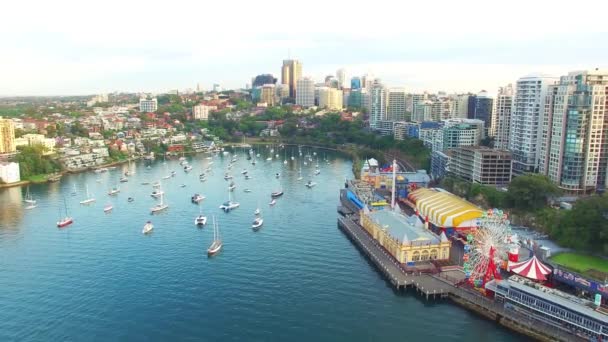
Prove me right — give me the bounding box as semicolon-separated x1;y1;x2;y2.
391;159;397;210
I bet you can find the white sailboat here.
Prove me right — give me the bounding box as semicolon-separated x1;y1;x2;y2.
80;184;96;204
195;204;207;226
207;216;222;256
297;166;303;181
150;182;169;213
24;186;36;204
142;221;154;234
71;184;77;196
252;215;263;230
219;188;239;212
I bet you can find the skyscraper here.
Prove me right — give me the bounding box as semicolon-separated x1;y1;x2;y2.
318;87;343;110
369;80;387;129
538;69;608;194
0;117;16;154
260;84;276;106
281;59;302;98
350;77;361;90
252;74;277;87
451;94;470;119
469;91;493;137
510;74;558;175
387;88;407;122
494;84;514;149
295;77;315;107
336;68;347;89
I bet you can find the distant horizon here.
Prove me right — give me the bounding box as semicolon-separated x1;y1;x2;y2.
1;0;607;97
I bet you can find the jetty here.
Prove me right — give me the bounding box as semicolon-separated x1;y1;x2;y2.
337;192;585;342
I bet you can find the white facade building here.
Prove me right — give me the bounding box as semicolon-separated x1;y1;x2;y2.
193;104;213;120
509;74;558;175
369;81;386;129
336;68;348;89
0;162;20;183
139;98;158;113
494;84;514;149
295;77;315;107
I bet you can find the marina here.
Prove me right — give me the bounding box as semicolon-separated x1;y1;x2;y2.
0;147;524;341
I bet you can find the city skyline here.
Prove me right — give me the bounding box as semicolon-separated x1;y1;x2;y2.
1;0;607;96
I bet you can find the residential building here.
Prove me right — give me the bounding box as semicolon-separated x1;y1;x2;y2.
348;89;362;108
281;59;302;98
369;81;387;129
538;69;608;194
318;87;343;110
412;100;433;122
468;91;494;136
449;146;512;186
431;150;450;180
452;94;471;119
193;104;214;120
510;74;558;175
351;77;361;90
394;121;420;141
387;88;407;122
0;162;20;183
139;98;158;113
260;84;276;106
336;68;347;89
295;77;315;107
411;93;428;121
375;120;395;136
442;119;485;150
494;84;514;149
359;209;450;264
20;134;56;154
276;84;290;100
0;117;16;154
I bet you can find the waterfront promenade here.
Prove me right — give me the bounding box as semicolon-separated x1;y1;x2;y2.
337;198;584;342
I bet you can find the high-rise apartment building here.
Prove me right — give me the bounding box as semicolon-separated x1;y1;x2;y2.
494;84;514;149
0;117;16;154
369;81;387;129
281;59;302;98
449;146;512;186
139;98;158;113
260;84;276;106
451;94;471;119
538;69;608;194
387;88;407;122
336;69;347;89
412;100;433;122
318;87;343;110
295;77;315;107
510;74;558;175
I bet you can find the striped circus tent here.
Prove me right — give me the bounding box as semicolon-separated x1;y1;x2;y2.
407;188;483;229
509;255;552;281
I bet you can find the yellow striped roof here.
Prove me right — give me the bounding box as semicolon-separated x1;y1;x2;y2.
410;188;483;227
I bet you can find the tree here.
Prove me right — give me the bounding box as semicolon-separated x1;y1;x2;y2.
507;174;561;210
554;195;608;254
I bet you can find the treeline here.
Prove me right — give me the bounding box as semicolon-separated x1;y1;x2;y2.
15;145;62;180
440;175;608;254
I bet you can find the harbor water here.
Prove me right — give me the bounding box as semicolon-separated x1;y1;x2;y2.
0;147;525;341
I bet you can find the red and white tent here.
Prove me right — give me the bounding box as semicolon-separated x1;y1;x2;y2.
509;255;552;281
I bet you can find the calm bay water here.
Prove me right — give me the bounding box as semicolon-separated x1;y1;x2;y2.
0;147;524;341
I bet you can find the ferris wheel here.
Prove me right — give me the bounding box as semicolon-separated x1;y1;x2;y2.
463;209;517;288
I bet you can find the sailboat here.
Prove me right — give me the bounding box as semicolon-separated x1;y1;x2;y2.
80;184;96;204
195;204;207;226
297;164;303;181
24;186;36;204
71;184;77;196
219;188;239;212
207;216;222;256
228;181;236;191
108;185;120;196
142;221;154;234
150;182;169;213
252;214;263;231
254;202;260;216
283;149;288;165
56;197;73;228
103;203;113;212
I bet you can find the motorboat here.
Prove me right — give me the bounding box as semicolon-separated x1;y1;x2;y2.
171;171;177;177
191;194;205;204
228;181;236;191
25;204;37;210
120;176;128;183
104;204;113;212
224;173;233;180
195;215;207;226
275;173;280;178
269;199;276;206
141;182;150;185
180;184;187;188
244;189;252;193
108;187;120;196
252;217;263;230
314;169;321;175
128;197;135;202
306;180;317;188
271;190;284;198
241;169;248;175
142;221;154;234
162;175;171;180
254;208;260;215
184;165;193;173
245;174;250;180
219;201;240;212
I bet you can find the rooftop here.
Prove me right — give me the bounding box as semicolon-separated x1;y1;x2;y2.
367;209;443;245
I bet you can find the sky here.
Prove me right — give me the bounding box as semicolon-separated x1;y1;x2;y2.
1;0;607;96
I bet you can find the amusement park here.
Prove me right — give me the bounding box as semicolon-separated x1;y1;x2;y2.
339;158;608;342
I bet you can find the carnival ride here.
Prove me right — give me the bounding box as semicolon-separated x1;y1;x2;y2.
463;209;518;288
